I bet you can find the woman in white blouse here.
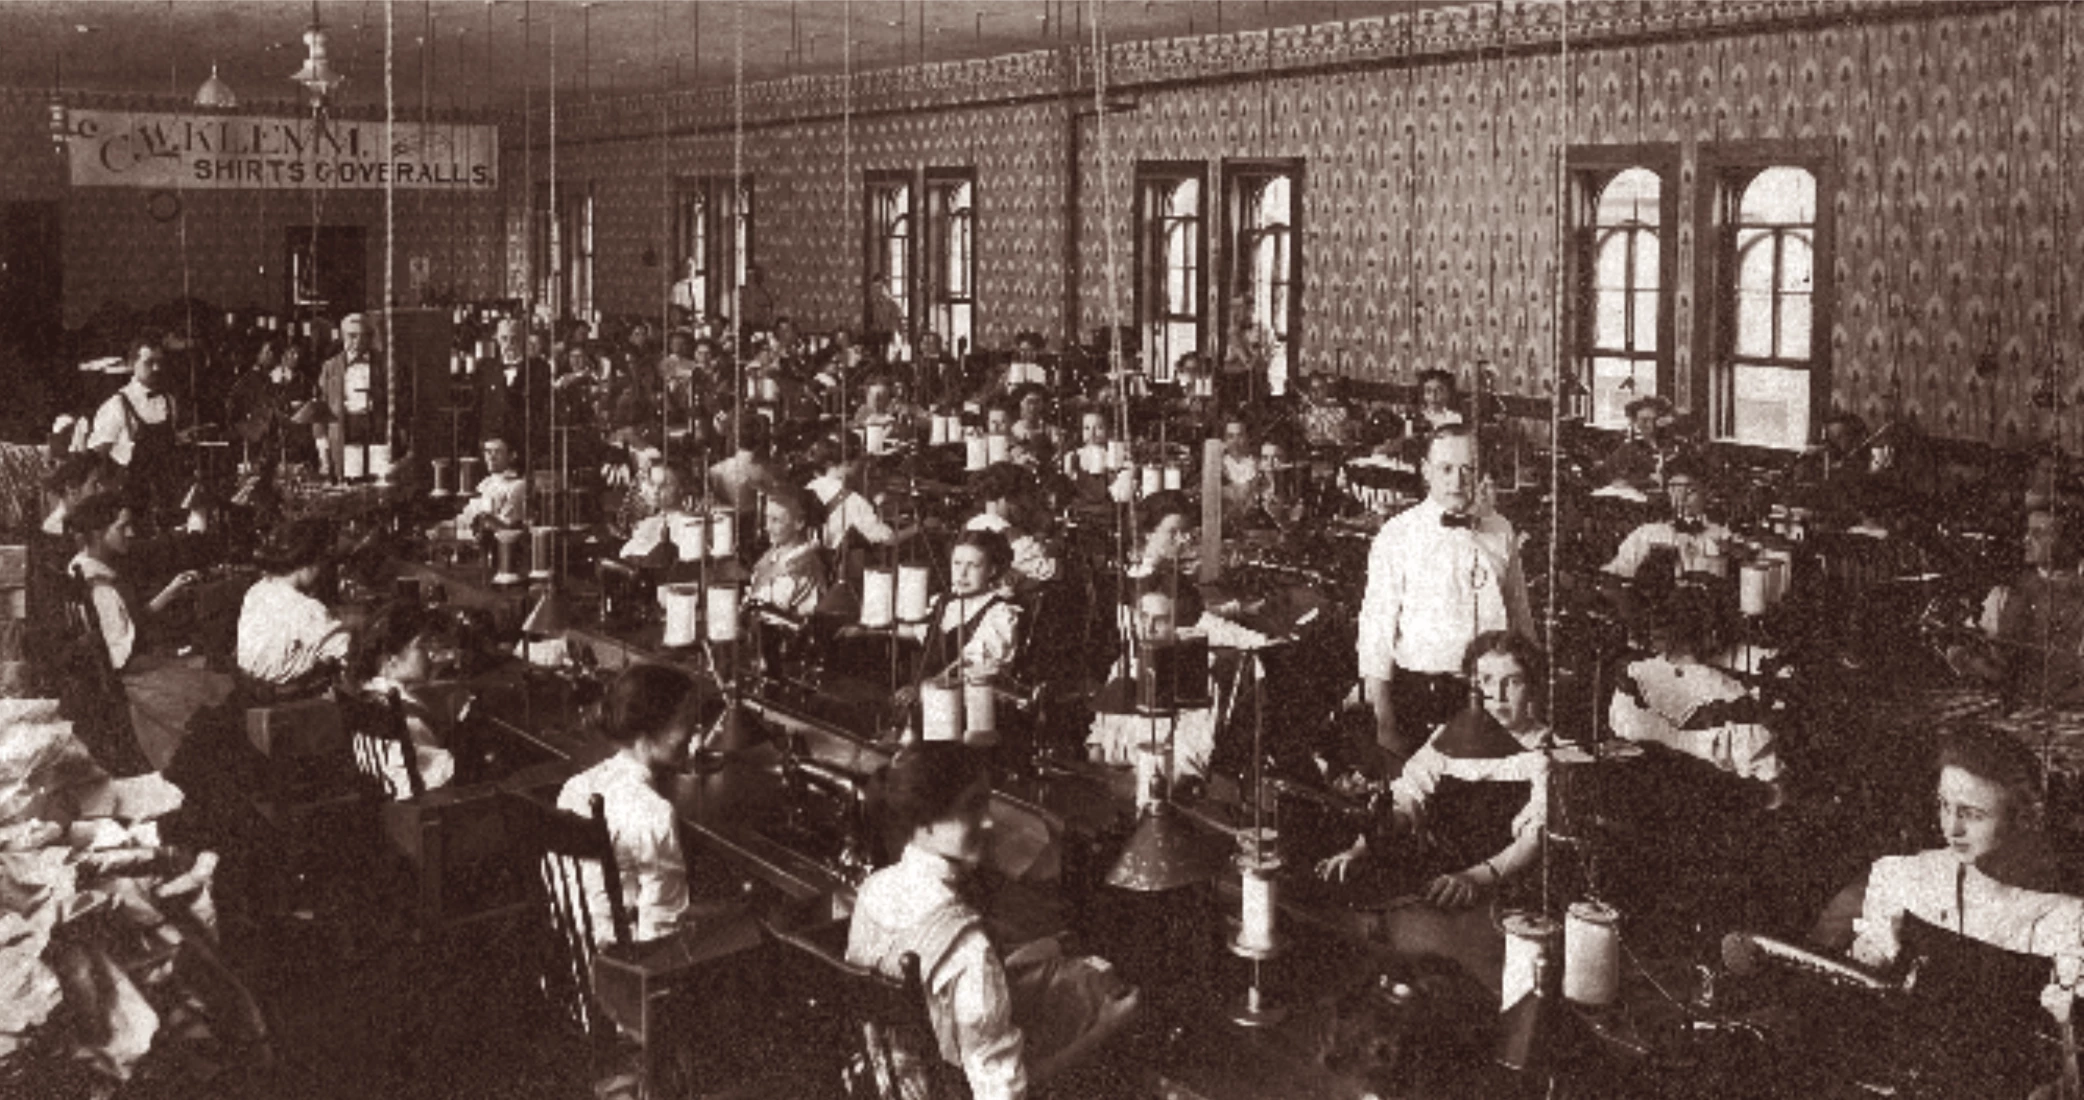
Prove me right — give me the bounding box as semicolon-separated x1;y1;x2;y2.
745;486;826;621
348;601;461;798
65;491;231;771
235;516;350;690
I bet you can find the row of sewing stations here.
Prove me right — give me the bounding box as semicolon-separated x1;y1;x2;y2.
256;341;2083;1099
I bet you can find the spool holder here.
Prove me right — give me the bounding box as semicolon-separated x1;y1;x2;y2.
1228;851;1289;1028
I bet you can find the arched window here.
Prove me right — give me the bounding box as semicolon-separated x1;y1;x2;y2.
1227;164;1300;394
864;173;913;339
1136;164;1206;378
1585;166;1664;427
1721;165;1820;449
927;170;975;352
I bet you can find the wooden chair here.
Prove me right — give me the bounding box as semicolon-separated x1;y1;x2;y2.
501;789;630;1040
55;567;154;775
756;914;966;1100
340;686;426;800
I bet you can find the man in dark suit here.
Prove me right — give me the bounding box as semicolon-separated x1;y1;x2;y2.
474;317;552;469
315;312;384;479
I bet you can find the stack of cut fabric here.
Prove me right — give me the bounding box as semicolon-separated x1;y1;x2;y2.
0;698;268;1090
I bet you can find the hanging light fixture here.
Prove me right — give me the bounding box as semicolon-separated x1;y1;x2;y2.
291;1;347;108
195;62;239;109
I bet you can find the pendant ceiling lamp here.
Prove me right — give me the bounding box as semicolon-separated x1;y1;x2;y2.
195;63;238;109
291;1;347;107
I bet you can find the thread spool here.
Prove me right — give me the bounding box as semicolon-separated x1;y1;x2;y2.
1140;464;1163;498
1500;912;1561;1011
963;680;997;744
1107;440;1128;470
660;583;703;648
897;564;932;623
491;528;526;585
986;433;1011;464
430;458;453;497
368;444;392;483
1760;549;1792;605
1739;562;1770;617
706;583;741;642
861;567;896;628
1163;464;1183;491
758;374;781;402
529;526;557;580
929;415;950;446
920;676;963;742
670;513;709;562
709;510;737;558
1237;852;1282;953
965;433;989;472
1563;901;1622;1007
865;422;889;455
458;456;482;489
343;444;367;481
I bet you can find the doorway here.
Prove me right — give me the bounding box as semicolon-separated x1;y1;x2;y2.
0;202;62;438
285;226;367;317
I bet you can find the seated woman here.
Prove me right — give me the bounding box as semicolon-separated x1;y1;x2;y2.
900;529;1022;686
348;600;459;797
235;517;350;692
746;486;826;621
1950;507;2084;707
1805;728;2083;1096
1239;433;1308;531
454;435;529;533
848;743;1140;1099
966;463;1059;592
806;437;902;550
1610;588;1784;805
1128;493;1270;651
66;491;233;772
1218;416;1260;508
1008;385;1052;446
1317;630;1551;910
616;461;695;567
1086;578;1219;778
1597;395;1679;495
1067;407;1135;504
1414;368;1465;433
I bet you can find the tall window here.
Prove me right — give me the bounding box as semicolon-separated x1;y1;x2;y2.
673;176;752;326
1708;163;1826;449
865;173;913;340
1136;163;1205;379
1584;167;1664;428
1223;160;1301;394
533;182;594;322
925;169;976;355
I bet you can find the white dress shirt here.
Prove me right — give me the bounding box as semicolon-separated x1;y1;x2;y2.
236;575;351;684
556;751;689;945
87;380;172;465
1356;498;1532;678
1851;849;2084;969
1609;655;1780;782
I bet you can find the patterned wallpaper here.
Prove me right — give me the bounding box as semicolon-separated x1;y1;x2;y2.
523;0;2084;448
567;96;1070;348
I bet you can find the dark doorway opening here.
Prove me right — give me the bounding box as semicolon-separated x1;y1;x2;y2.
0;202;63;439
285;225;367;319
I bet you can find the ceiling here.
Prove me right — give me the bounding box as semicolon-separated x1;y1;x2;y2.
0;1;1421;115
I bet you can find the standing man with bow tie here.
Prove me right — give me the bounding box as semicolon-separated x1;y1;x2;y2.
1357;424;1533;763
315;312;384;479
474;317;552;469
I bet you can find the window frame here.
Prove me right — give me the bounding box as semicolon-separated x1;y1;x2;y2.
1133;160;1209;380
530;180;594;323
1219;157;1305;395
863;169;916;345
672;175;753;328
924;166;978;357
1565;144;1680;428
1693;141;1837;451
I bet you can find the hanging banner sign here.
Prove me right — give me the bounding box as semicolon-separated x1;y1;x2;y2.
63;109;498;191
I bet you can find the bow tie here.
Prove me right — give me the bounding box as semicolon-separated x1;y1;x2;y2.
1673;517;1705;536
1440;512;1475;529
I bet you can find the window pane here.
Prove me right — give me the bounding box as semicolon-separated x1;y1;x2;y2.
1596;167;1661;227
1780;233;1814;294
1731;364;1811;449
1632;290;1659;353
1170;178;1199;216
1258;176;1291;228
1594;232;1629;292
1738;167;1816;226
1167;320;1198;363
1735;232;1776;358
1633;231;1660;292
1594;287;1627;351
1591;356;1653;429
1777;293;1812;361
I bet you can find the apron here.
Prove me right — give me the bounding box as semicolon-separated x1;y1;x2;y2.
915;594;1007;684
120;391;180;520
